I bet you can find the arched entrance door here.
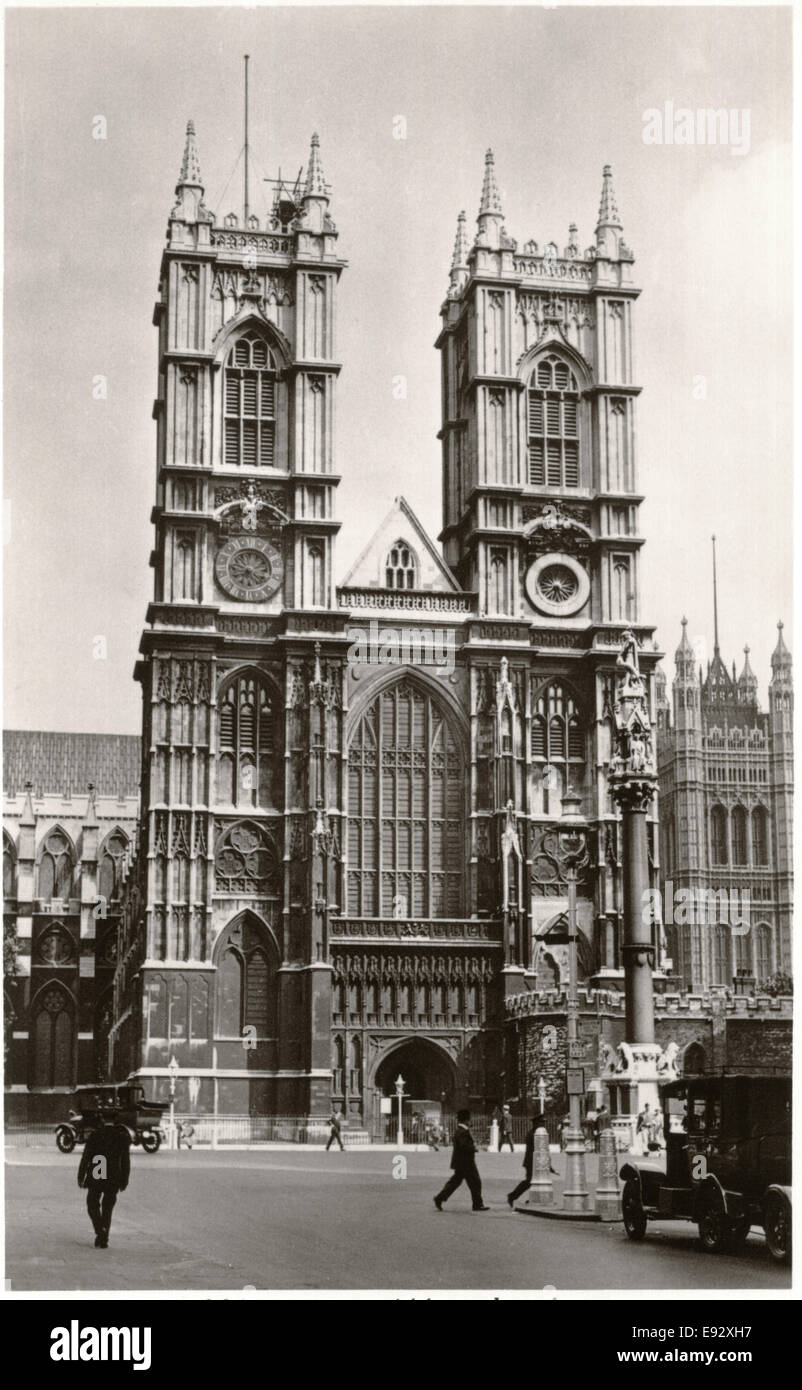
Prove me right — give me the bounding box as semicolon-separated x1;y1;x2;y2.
373;1040;457;1139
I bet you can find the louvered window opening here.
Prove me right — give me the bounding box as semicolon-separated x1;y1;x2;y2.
347;683;464;917
531;683;585;769
218;673;278;806
224;335;276;467
528;355;580;488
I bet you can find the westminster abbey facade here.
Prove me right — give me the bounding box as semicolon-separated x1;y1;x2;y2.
13;121;766;1125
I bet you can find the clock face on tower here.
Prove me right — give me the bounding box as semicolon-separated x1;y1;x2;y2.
215;535;283;602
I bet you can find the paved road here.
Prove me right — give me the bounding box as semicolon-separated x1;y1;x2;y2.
5;1147;791;1292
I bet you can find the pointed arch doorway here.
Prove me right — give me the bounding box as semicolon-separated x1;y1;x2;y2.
372;1039;458;1139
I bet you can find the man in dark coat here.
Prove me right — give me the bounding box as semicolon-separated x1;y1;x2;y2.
433;1110;489;1211
506;1113;558;1206
499;1104;515;1153
77;1114;131;1248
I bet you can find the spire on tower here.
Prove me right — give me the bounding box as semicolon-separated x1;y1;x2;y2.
596;164;621;230
595;164;627;258
711;534;720;655
674;617;696;679
177;119;203;189
737;645;758;704
475;149;505;249
304;132;328;200
771;620;792;673
448;210;469;295
297;132;332;234
479;148;503;217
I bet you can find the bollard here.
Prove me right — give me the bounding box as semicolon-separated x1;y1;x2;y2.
488;1119;500;1153
518;1127;554;1207
595;1128;622;1221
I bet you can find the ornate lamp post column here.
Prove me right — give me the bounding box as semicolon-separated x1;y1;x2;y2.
167;1054;179;1151
395;1074;405;1148
607;631;658;1043
556;787;592;1213
604;631;678;1140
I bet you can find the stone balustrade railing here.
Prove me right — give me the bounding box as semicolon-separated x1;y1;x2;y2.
331;918;503;943
505;987;792;1018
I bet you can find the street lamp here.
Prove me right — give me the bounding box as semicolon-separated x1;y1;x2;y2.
556;787;593;1214
395;1074;405;1148
168;1055;179;1151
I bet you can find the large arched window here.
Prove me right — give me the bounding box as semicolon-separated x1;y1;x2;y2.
347;680;465;917
711;924;729;987
214;916;278;1038
531;682;585;814
732;805;748;865
217;670;280;807
710;806;728;866
755;924;773;984
31;983;74;1088
223;334;276;467
527;354;580;488
752;807;769;865
97;830;129;904
385;539;418;591
37;829;75;901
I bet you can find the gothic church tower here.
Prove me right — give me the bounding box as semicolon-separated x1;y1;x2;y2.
436;155;661;996
111;122;349;1116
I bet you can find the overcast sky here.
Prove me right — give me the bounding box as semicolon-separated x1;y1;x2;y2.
3;4;792;734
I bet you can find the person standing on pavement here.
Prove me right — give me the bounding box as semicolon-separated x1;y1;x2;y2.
595;1102;611;1148
77;1113;131;1249
498;1104;515;1153
434;1110;489;1212
636;1102;653;1156
326;1107;345;1151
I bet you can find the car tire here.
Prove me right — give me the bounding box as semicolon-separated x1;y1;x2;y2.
697;1191;730;1254
141;1131;161;1153
764;1191;791;1265
55;1127;76;1154
622;1180;647;1240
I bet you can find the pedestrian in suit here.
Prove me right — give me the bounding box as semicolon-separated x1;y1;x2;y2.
433;1110;489;1211
77;1115;131;1248
499;1104;515;1153
506;1113;557;1206
326;1108;345;1151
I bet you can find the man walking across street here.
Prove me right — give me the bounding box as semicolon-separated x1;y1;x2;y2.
499;1104;515;1153
434;1109;489;1212
326;1108;345;1151
77;1112;131;1249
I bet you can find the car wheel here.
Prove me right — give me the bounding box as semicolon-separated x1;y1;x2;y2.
141;1130;161;1153
764;1192;791;1265
55;1127;76;1154
622;1180;647;1240
698;1191;730;1254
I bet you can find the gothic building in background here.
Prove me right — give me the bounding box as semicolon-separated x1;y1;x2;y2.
656;612;793;994
3;734;140;1120
4;121;791;1127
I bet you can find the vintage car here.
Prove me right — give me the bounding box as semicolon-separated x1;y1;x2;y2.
620;1074;791;1263
55;1084;167;1155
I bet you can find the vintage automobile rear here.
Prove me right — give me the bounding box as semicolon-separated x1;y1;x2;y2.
54;1083;167;1155
620;1073;791;1263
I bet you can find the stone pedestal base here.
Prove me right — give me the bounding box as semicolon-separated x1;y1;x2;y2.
602;1041;675;1152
